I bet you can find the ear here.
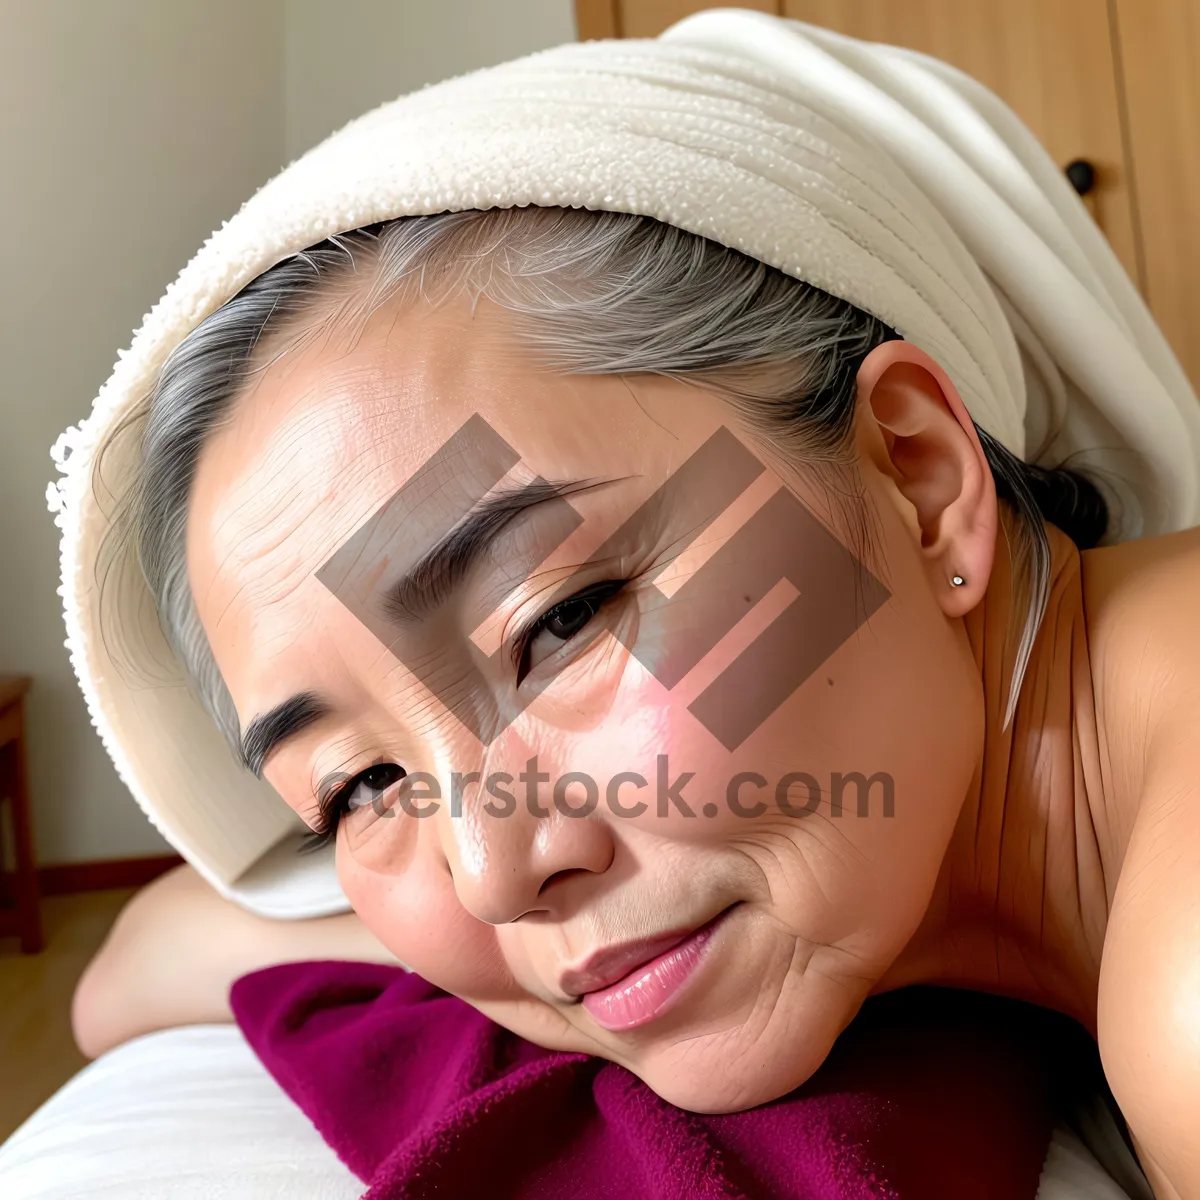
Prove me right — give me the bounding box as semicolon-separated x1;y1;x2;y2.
853;341;997;618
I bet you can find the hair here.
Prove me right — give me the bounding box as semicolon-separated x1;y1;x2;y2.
101;206;1108;754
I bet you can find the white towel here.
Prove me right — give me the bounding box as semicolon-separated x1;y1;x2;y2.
46;9;1200;916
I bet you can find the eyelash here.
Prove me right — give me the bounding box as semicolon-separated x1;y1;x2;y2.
299;762;407;855
298;579;627;855
513;578;627;680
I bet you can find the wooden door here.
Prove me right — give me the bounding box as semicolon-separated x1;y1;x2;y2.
575;1;1200;392
781;0;1140;286
578;1;780;41
1111;0;1200;386
577;0;1140;286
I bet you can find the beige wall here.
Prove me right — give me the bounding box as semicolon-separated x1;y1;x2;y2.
0;0;286;864
284;0;577;160
0;0;576;865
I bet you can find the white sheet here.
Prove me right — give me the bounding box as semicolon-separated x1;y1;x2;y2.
0;1023;1143;1199
0;1026;363;1199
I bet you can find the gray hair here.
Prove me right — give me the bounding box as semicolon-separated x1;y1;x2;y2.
103;206;1107;752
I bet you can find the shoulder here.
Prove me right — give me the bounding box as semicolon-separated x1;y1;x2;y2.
1085;532;1200;1200
1080;524;1200;729
1081;523;1200;630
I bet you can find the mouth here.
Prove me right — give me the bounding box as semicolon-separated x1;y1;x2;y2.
563;906;736;1032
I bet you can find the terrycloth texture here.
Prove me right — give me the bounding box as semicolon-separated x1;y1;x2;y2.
47;9;1200;915
229;961;1104;1200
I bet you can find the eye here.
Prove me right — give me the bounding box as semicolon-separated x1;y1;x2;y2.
342;762;407;810
300;761;407;854
517;580;625;681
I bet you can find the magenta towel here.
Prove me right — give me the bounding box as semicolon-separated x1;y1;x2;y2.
230;962;1092;1200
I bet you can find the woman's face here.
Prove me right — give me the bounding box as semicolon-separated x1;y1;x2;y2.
188;290;984;1112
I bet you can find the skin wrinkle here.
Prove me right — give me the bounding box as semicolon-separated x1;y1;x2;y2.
184;282;1192;1135
694;939;802;1065
202;404;347;637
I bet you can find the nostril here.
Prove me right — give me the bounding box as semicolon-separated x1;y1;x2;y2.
538;867;590;897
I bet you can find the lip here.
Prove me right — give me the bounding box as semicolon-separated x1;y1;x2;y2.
568;908;732;1032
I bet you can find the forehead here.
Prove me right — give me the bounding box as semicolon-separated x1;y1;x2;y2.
185;291;734;701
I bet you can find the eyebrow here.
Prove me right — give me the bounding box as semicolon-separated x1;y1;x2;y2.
240;476;610;777
381;477;599;624
240;691;332;778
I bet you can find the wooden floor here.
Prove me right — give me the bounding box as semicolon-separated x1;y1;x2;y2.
0;889;134;1142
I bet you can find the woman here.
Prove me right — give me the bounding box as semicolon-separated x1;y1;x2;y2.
52;10;1200;1197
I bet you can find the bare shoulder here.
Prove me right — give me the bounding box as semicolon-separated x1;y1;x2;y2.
1081;524;1200;721
1087;529;1200;1198
1081;522;1200;625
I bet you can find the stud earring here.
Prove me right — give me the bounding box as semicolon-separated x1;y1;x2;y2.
951;574;965;587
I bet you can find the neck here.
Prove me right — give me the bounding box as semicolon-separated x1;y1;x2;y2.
876;517;1122;1034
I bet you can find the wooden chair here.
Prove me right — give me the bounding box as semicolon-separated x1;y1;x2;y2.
0;676;43;953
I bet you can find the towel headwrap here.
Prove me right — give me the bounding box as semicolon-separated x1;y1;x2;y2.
47;9;1200;917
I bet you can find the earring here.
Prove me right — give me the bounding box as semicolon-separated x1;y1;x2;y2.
951;574;965;587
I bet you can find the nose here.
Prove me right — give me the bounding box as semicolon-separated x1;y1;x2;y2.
438;760;616;925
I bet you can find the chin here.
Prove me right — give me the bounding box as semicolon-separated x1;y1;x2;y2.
631;1031;834;1115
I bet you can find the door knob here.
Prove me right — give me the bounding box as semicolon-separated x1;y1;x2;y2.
1065;159;1097;196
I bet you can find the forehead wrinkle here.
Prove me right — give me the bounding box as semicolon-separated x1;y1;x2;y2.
193;297;540;734
203;358;432;599
195;437;361;679
201;435;339;645
209;402;348;562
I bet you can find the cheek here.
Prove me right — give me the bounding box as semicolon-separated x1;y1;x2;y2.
522;615;972;879
725;597;980;950
521;665;728;832
337;846;520;1002
639;595;976;939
